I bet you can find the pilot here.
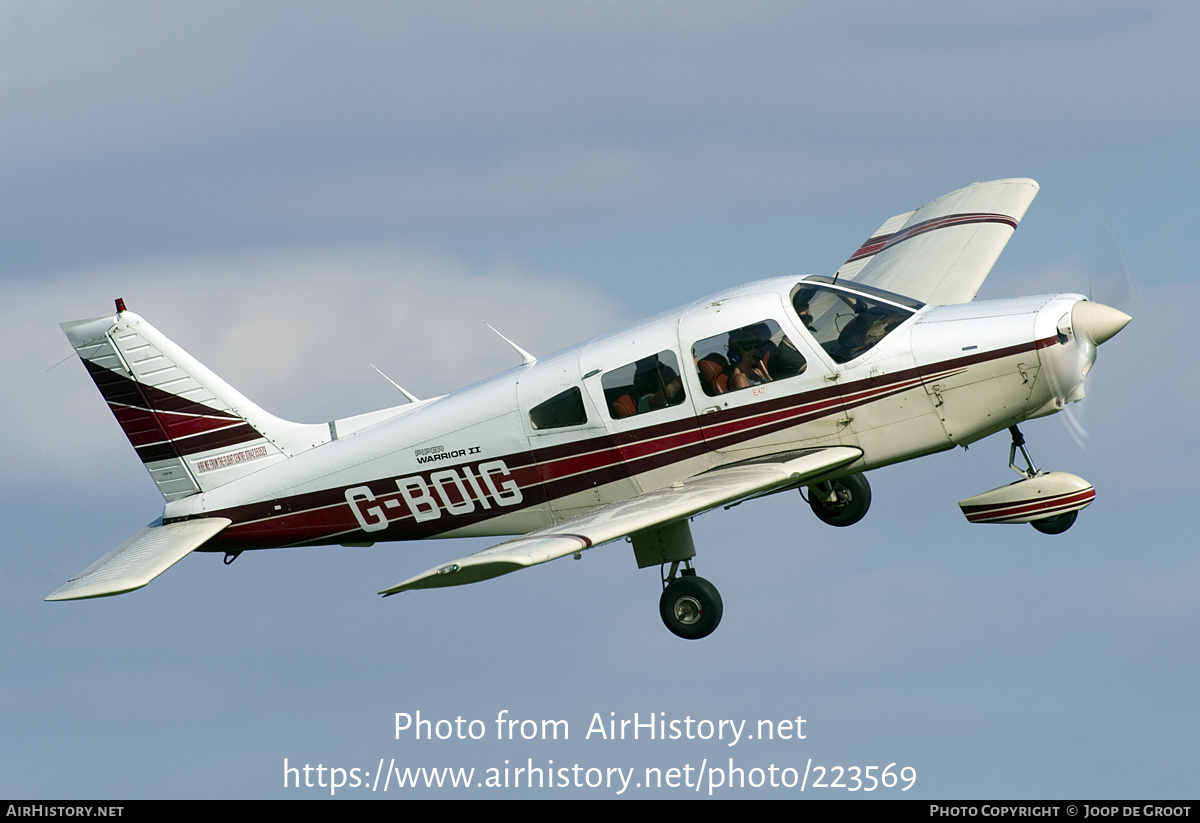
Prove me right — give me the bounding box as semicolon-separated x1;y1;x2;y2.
767;333;807;379
792;289;817;329
794;300;814;329
726;328;772;391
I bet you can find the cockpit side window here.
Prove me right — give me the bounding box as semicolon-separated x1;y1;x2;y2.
791;282;917;364
692;319;807;397
529;387;588;430
601;351;686;419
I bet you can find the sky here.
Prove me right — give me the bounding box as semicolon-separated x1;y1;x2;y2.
3;1;1198;799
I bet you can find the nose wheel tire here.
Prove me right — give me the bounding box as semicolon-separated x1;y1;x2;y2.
1030;510;1077;535
660;576;723;640
807;473;872;527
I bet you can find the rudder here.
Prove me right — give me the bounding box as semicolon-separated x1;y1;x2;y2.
63;300;331;500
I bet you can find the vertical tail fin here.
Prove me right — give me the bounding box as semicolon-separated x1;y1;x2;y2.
63;302;331;500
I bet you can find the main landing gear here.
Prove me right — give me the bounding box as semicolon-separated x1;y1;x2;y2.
659;561;723;640
632;521;723;639
805;472;872;527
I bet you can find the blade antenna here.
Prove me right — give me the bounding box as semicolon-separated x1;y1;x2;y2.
483;322;536;365
370;364;420;403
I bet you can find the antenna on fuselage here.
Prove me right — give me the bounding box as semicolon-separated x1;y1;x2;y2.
483;322;536;365
370;364;421;403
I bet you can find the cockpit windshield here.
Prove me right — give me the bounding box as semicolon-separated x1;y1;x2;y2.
791;277;923;364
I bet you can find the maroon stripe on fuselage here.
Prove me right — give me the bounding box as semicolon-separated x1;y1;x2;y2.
198;332;1059;549
210;450;543;543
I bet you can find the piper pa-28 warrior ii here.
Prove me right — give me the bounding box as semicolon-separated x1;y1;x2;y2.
49;178;1131;639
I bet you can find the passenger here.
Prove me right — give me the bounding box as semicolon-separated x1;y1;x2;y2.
743;321;806;379
631;357;683;413
726;329;772;391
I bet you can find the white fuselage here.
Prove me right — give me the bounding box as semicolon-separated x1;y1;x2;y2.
161;276;1084;551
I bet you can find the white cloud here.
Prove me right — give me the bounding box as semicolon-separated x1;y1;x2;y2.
5;247;627;480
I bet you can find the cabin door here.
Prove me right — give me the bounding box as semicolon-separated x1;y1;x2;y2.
678;296;859;459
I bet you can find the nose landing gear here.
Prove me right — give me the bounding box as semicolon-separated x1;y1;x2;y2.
957;426;1095;532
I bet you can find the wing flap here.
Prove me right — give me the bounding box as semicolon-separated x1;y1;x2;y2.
380;446;862;594
837;178;1039;305
45;518;231;601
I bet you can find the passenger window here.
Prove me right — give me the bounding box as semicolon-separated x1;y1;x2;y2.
601;351;686;419
529;387;587;429
692;320;807;397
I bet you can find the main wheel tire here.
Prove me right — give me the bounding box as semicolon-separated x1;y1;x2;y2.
1030;510;1077;535
659;576;723;640
807;473;872;527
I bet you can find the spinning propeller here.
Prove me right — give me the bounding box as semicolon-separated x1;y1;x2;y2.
1045;214;1134;448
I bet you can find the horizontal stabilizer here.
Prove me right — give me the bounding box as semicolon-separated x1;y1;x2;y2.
381;446;862;594
45;518;231;601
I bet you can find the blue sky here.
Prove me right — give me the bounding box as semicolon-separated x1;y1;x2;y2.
3;1;1197;798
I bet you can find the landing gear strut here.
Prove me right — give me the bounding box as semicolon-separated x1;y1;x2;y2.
1007;425;1039;480
1008;425;1080;535
659;561;722;640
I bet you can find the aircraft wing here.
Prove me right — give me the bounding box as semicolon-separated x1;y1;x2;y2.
45;518;231;601
835;178;1039;305
380;446;863;594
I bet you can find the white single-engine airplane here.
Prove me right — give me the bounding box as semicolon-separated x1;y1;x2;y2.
49;178;1130;639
